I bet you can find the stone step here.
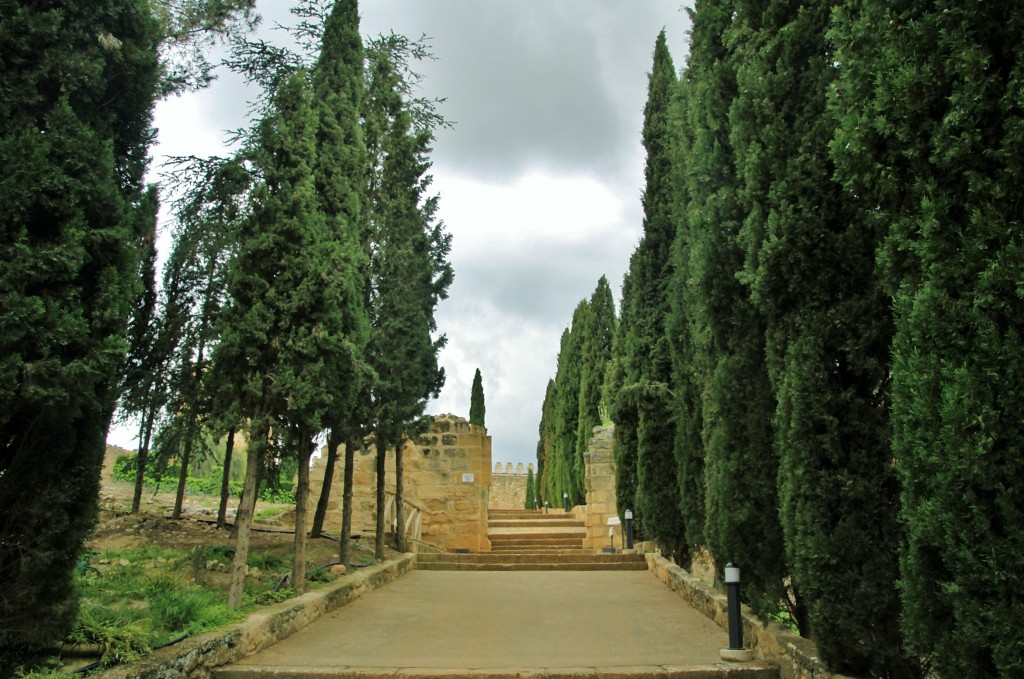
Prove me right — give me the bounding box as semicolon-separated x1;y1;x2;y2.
488;510;576;520
414;553;648;572
488;532;585;542
487;549;593;555
417;553;645;564
414;561;650;572
487;542;588;548
487;540;585;548
215;664;780;678
488;518;584;528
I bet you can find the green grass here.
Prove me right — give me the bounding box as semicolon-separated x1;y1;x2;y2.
11;535;373;677
255;506;286;521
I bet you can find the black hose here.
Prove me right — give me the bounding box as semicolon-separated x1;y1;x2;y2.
72;660;101;674
154;633;190;649
273;573;289;592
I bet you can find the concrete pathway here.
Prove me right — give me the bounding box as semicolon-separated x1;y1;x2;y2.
215;570;776;678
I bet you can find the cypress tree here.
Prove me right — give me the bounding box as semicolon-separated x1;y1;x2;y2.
118;187;164;514
678;0;788;620
615;31;687;562
832;2;1024;674
0;0;160;663
575;277;615;483
729;1;910;673
469;368;485;427
552;303;588;506
535;378;556;505
216;68;364;603
364;44;453;557
308;0;370;553
524;466;536;510
605;276;638;532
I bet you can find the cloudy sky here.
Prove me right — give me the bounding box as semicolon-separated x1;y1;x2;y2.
108;1;692;467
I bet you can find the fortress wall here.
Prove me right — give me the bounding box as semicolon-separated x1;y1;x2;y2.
306;414;492;552
488;461;534;510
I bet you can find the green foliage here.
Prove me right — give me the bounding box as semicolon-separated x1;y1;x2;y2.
469;368;486;427
0;0;161;664
727;1;910;673
364;42;453;449
112;453;293;503
535;379;556;503
612;31;687;560
146;583;236;634
677;0;788;620
524;467;536;509
830;2;1024;675
576;277;615;486
67;604;150;668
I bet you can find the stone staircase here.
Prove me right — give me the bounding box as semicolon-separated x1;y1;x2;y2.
414;508;647;571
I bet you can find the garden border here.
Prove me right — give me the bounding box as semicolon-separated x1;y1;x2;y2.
92;554;415;679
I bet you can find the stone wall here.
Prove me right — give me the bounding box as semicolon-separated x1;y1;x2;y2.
306;414;492;552
488;461;534;510
582;425;622;551
646;554;855;679
92;556;414;679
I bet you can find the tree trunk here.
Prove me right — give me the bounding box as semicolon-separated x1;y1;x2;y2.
310;428;340;538
173;336;208;520
172;431;193;520
217;428;236;529
374;432;386;560
291;432;313;592
131;404;156;513
340;438;355;567
395;438;406;553
230;453;263;540
228;420;265;609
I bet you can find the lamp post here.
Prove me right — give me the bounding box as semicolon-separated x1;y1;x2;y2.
624;509;634;550
562;492;569;513
719;563;753;662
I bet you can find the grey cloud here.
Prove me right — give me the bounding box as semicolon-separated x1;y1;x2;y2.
361;1;689;183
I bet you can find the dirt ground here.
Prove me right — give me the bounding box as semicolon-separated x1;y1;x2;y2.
90;447;396;579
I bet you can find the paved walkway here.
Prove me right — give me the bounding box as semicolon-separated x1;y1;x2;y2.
216;570;773;677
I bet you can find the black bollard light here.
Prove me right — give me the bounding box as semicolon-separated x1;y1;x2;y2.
563;492;569;512
725;563;743;650
624;509;634;550
544;500;549;514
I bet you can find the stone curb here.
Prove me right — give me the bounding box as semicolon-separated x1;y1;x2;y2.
92;554;416;679
644;555;855;679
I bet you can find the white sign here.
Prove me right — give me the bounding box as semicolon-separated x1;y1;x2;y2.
462;473;475;483
607;516;621;526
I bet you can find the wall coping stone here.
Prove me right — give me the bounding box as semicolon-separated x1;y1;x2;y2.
92;554;415;679
645;554;856;679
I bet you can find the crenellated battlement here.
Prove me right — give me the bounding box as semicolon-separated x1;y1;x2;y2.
492;461;535;476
